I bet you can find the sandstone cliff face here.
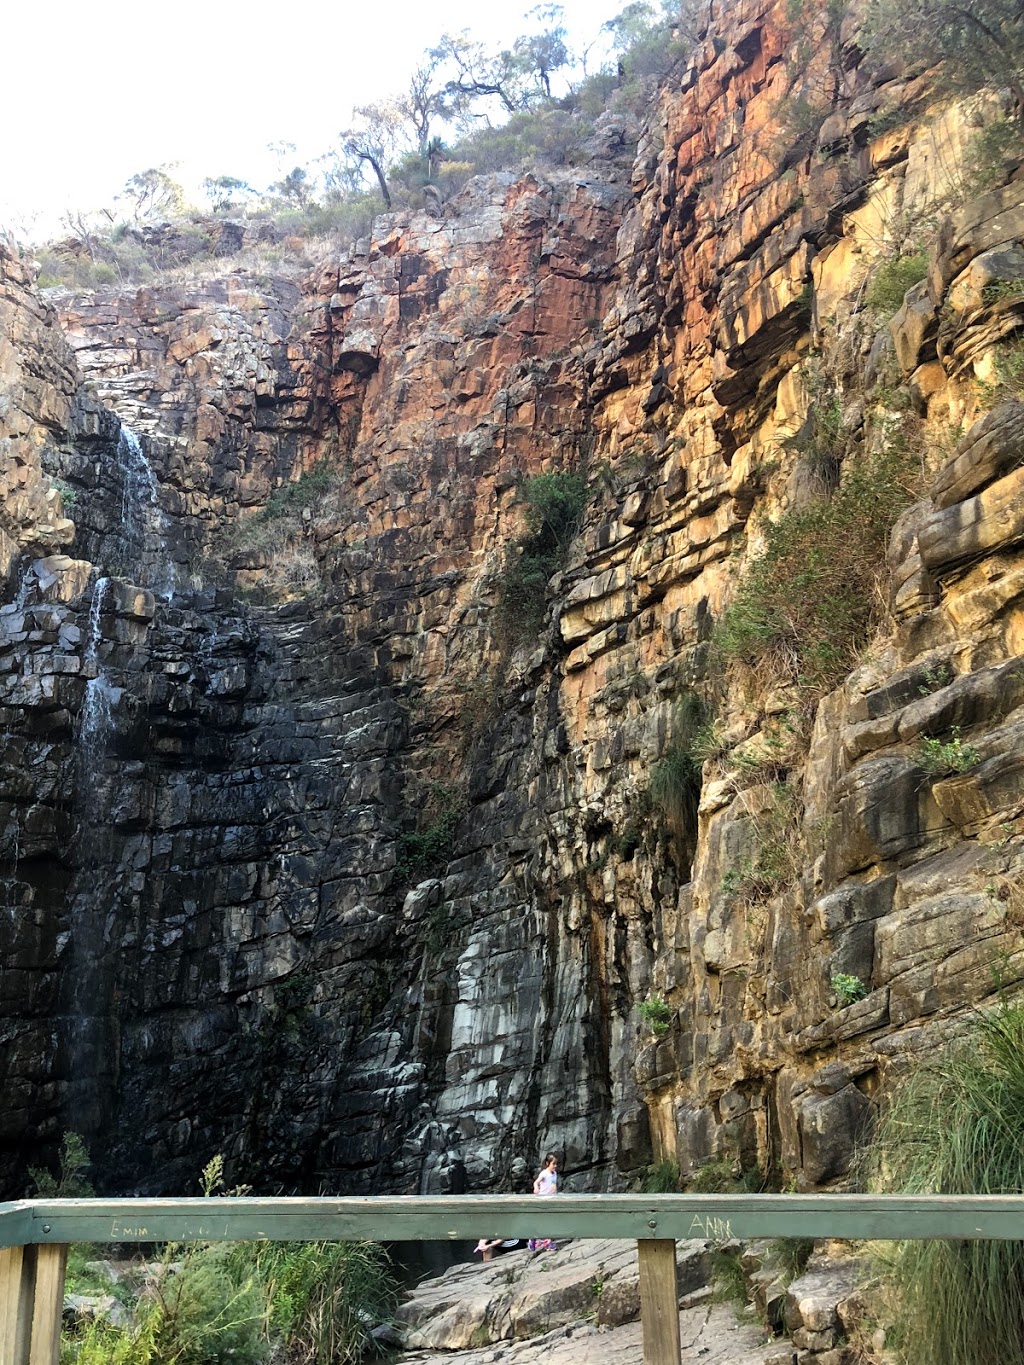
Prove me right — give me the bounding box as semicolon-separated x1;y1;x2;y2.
2;0;1024;1203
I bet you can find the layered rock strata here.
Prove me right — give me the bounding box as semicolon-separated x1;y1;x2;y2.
1;0;1024;1206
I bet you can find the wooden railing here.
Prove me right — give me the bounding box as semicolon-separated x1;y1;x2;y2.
3;1192;1024;1365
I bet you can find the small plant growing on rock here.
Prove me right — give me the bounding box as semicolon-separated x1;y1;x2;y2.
643;1158;682;1193
689;1158;741;1194
717;446;920;696
394;783;465;885
49;476;79;511
917;726;980;775
637;994;673;1036
495;470;590;647
830;972;868;1008
986;876;1024;931
648;745;700;826
916;661;954;696
979;338;1024;405
646;691;712;870
719;782;804;908
865;252;928;317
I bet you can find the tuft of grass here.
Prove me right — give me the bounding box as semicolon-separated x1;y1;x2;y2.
648;746;700;828
647;691;713;867
866;1003;1024;1365
227;1239;395;1365
643;1159;682;1193
768;1236;815;1281
688;1159;740;1194
717;446;919;695
710;1248;749;1305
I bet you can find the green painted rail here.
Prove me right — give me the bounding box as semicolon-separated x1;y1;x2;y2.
3;1192;1024;1246
3;1193;1024;1365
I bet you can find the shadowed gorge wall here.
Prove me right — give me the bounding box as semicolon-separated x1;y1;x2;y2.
2;0;1024;1201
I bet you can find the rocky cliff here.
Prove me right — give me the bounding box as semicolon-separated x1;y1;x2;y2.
2;0;1024;1204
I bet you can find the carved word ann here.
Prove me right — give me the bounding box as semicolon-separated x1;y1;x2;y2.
688;1215;733;1239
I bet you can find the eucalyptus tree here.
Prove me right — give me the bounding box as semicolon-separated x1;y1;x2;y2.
865;0;1024;116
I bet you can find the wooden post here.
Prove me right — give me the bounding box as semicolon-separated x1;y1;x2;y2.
0;1245;35;1365
637;1239;681;1365
27;1244;67;1365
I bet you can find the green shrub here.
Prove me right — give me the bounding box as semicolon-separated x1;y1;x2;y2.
688;1158;739;1194
958;117;1024;201
60;1156;396;1365
717;446;918;694
643;1158;682;1193
830;972;868;1007
637;994;673;1036
787;368;844;489
866;1003;1024;1365
50;477;79;511
495;471;590;646
866;252;929;316
917;726;980;775
519;471;589;550
612;818;644;860
30;1130;94;1198
218;460;337;597
263;461;334;518
979;338;1024;404
394;783;464;885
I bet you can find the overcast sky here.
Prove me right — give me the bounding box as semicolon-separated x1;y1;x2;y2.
2;0;628;238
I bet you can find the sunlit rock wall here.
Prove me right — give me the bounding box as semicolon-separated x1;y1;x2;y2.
2;0;1024;1199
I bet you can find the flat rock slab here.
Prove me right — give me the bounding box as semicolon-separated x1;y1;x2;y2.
401;1300;778;1365
395;1238;710;1349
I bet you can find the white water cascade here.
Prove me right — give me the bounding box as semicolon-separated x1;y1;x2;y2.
79;576;120;757
115;426;175;597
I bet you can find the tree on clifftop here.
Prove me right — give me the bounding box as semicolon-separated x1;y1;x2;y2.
341;102;408;210
865;0;1024;117
431;8;571;118
117;167;186;224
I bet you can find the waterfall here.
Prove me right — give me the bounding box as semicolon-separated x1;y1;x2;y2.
115;426;175;598
78;576;120;759
12;561;34;610
84;575;109;664
66;576;121;1132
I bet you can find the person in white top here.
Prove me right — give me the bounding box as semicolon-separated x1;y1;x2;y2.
533;1153;558;1196
529;1153;559;1251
